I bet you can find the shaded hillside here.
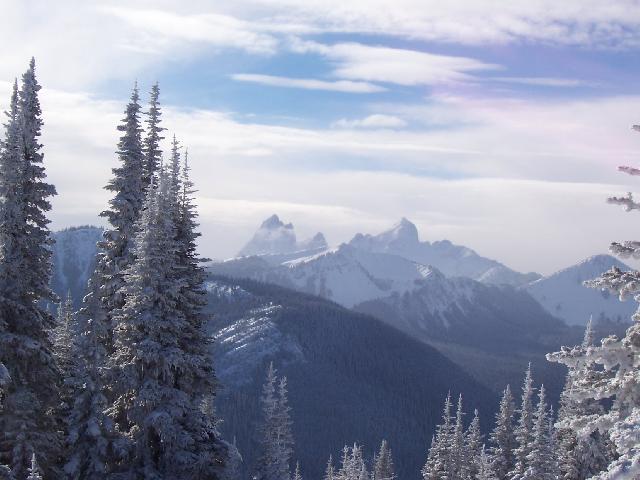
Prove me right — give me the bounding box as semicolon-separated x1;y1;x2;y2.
206;276;498;480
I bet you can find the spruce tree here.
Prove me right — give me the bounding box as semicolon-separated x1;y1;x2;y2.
550;321;614;480
422;393;453;480
490;385;516;480
0;58;61;479
64;273;112;480
547;124;640;477
90;83;145;348
26;454;42;480
142;83;164;190
324;456;335;480
255;363;295;480
293;462;302;480
107;174;224;479
451;394;467;479
509;366;535;479
478;446;497;480
372;440;395;480
466;409;484;479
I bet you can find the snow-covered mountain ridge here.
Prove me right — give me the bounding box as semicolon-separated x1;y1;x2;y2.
524;254;636;326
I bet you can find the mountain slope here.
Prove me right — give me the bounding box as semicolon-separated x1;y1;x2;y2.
352;266;577;397
51;226;102;308
206;276;497;480
525;254;636;326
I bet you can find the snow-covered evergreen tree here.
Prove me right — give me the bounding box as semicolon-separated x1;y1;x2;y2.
106;173;224;479
90;83;145;348
142;82;164;190
466;409;484;479
508;366;535;479
0;364;12;480
255;363;295;480
422;393;453;480
518;385;558;480
324;456;335;480
478;446;497;480
489;385;516;480
451;394;468;479
554;320;612;480
53;292;75;407
0;58;61;479
292;462;302;480
26;454;42;480
64;272;112;480
372;440;395;480
547;131;640;477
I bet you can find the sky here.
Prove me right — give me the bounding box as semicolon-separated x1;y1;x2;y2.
1;0;640;274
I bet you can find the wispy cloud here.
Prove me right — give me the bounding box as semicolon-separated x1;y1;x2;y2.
101;7;279;55
290;40;501;86
490;77;598;87
332;114;407;129
230;74;385;93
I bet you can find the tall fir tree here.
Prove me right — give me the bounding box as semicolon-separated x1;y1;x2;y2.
64;272;112;480
519;385;558;480
372;440;395;480
142;83;164;190
255;363;295;480
509;365;535;479
478;446;497;480
292;462;302;480
26;454;42;480
555;320;612;480
422;393;453;480
466;409;484;479
324;456;335;480
490;385;516;480
0;59;61;479
106;171;225;478
91;83;145;348
548;123;640;477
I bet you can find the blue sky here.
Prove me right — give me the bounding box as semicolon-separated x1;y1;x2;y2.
2;0;640;273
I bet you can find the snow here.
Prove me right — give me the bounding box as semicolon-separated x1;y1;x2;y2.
213;304;303;386
525;254;636;326
238;214;327;257
348;218;539;287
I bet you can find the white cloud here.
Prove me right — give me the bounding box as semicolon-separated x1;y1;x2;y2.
332;114;407;129
5;77;639;273
491;77;598;87
291;40;500;86
249;0;640;48
101;6;279;55
230;74;385;93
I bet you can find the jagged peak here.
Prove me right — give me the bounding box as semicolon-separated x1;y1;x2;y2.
260;214;293;230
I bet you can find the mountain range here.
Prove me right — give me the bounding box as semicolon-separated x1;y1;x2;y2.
211;215;634;328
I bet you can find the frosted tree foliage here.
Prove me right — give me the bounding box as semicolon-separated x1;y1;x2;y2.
509;365;535;479
64;272;112;480
26;454;42;480
255;363;295;480
106;171;224;479
547;125;640;478
422;393;453;480
142;83;164;190
0;58;61;479
372;440;395;480
90;83;145;347
489;385;516;480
